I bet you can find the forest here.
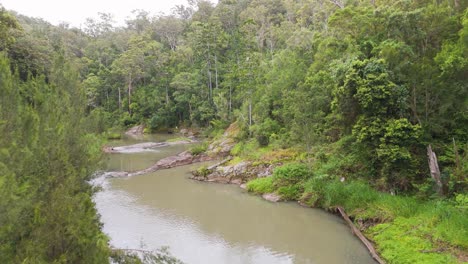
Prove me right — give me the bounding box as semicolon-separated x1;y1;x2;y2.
0;0;467;263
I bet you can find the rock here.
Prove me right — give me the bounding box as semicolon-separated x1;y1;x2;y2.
257;164;274;178
105;171;129;178
240;183;247;190
230;178;242;185
103;140;195;154
125;125;144;136
262;193;282;202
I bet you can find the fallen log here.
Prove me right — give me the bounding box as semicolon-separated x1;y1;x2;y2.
207;156;232;170
336;206;385;264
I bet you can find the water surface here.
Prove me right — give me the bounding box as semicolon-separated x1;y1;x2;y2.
95;137;376;264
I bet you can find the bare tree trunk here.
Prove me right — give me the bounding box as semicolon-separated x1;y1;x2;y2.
118;87;122;111
229;85;232;117
208;69;212;100
165;84;169;105
411;85;422;125
128;76;132;115
215;54;219;90
329;0;345;9
337;207;386;264
248;96;252;127
427;145;447;196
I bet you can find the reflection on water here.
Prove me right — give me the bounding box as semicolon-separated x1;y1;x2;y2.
95;138;376;264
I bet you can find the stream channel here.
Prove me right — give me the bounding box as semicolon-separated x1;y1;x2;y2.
93;135;377;264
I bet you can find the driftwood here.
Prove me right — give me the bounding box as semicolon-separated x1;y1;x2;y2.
207;156;232;170
337;207;385;264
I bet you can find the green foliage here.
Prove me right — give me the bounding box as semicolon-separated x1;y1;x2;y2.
246;177;274;194
250;118;281;146
301;176;468;258
277;184;302;201
368;217;458;264
0;54;110;262
189;143;208;156
454;193;468;210
272;163;311;186
195;165;211;178
229;140;269;160
167;137;191;143
5;2;468;263
110;247;183;264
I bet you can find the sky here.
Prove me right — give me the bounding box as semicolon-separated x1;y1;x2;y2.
1;0;217;27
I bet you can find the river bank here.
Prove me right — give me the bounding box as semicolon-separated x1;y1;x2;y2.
185;125;467;264
96;134;377;264
100;125;467;263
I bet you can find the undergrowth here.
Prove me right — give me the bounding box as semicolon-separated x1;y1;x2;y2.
244;165;467;263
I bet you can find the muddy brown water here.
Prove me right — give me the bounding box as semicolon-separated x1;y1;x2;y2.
94;136;376;264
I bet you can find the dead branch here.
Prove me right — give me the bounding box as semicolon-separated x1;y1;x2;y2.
337;207;386;264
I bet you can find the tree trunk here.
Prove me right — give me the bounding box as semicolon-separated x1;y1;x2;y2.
229;85;232;118
337;207;385;264
427;145;447;196
208;69;212;101
248;96;252;127
215;54;219;90
128;76;132;115
453;138;462;181
118;87;122;111
329;0;345;9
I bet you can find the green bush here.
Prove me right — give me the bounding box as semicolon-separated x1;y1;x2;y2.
368;217;458;264
272;163;311;186
195;166;211;177
190;143;208;156
246;177;275;194
277;184;302;200
106;132;121;140
250;118;281;146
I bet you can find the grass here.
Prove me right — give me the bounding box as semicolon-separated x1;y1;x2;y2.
300;178;467;263
105;132;121;140
243;164;467;263
189;143;208;156
246;177;274;194
166;137;192;142
230;140;301;164
233;137;466;263
368;217;459;264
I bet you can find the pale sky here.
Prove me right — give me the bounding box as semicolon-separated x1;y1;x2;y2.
0;0;217;27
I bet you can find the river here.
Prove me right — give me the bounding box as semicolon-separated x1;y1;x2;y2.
94;135;376;264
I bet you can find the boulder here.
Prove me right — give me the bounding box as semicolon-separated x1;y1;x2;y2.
262;193;282;202
125;125;144;136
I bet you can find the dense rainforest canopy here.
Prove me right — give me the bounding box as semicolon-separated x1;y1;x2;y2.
0;0;467;263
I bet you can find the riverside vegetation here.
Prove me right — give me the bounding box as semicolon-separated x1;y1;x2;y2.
0;0;467;263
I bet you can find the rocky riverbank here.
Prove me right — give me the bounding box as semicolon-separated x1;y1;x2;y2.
103;124;238;178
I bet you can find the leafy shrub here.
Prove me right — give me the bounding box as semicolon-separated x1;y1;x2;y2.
250;118;281;146
454;193;468;209
246;177;275;194
149;115;161;131
120;112;137;127
272;163;311;186
190;143;207;156
368;217;458;264
106;132;121;140
195;166;210;177
277;184;302;200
